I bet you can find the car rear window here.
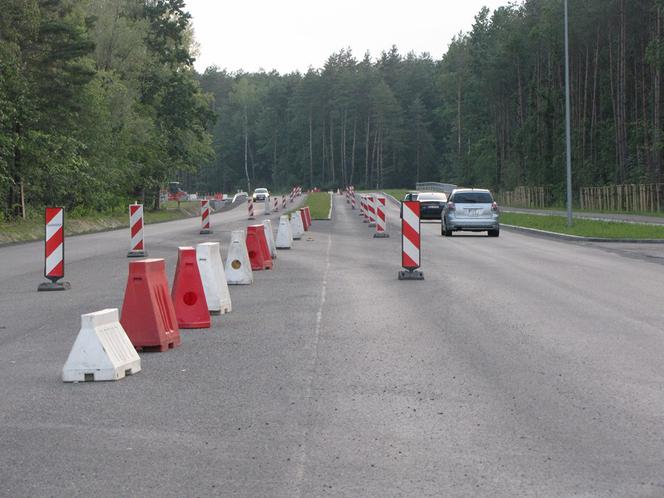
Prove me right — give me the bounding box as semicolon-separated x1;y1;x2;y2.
451;192;493;203
418;193;447;202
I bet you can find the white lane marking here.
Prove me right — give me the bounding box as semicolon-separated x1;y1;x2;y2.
294;230;333;495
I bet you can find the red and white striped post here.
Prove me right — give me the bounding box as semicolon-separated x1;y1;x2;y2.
282;195;287;210
248;197;255;220
362;196;370;223
38;207;70;291
373;196;389;238
274;196;279;212
200;199;213;234
346;188;350;204
367;194;377;227
289;189;294;203
351;191;356;210
128;203;147;257
398;200;424;280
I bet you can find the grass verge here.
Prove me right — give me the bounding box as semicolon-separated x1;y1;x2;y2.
304;192;332;219
0;207;191;245
381;189;409;201
501;212;664;239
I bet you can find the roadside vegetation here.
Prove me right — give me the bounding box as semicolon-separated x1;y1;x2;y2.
501;213;664;240
301;192;332;220
0;205;192;245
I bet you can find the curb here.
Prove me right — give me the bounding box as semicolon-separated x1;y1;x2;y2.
382;192;401;205
502;224;664;244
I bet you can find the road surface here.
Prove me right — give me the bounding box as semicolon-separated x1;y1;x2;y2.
0;194;663;497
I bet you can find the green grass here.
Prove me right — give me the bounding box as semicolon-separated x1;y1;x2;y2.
0;206;191;245
304;192;332;219
381;189;410;201
501;212;664;239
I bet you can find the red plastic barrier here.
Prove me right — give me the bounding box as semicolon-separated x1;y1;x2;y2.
299;208;309;231
120;258;181;351
247;225;273;270
304;206;312;227
171;247;211;329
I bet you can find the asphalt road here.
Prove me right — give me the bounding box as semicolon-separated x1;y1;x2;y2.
1;194;663;497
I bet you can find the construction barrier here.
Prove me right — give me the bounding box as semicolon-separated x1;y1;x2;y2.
246;225;273;270
362;196;370;222
374;195;389;238
276;215;293;249
197;242;232;315
264;196;271;214
398;201;424;280
274;196;279;212
127;203;147;257
200;199;212;235
262;219;278;259
351;191;356;210
62;308;141;382
367;195;377;227
171;247;211;329
282;196;287;210
38;207;70;291
225;229;253;285
120;258;181;351
290;212;304;240
299;208;309;231
248;198;255;220
304;206;312;227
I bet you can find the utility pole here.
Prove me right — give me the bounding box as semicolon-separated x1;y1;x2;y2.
564;0;573;226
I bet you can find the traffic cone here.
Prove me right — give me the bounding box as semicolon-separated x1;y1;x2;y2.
171;247;211;329
290;212;304;240
196;242;232;315
225;230;253;285
276;215;293;249
262;219;277;259
120;259;181;352
247;225;273;270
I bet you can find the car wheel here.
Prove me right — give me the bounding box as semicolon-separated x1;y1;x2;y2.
442;220;452;237
488;229;499;237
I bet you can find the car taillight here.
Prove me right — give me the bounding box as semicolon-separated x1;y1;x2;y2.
491;202;498;211
447;202;455;211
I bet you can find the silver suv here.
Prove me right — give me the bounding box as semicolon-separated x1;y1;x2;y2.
442;188;500;237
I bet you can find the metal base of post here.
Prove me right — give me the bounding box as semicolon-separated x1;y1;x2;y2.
398;269;424;281
127;250;147;258
368;222;376;227
373;233;389;238
38;281;71;291
200;229;213;235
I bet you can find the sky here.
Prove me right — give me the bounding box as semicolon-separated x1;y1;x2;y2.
186;0;510;74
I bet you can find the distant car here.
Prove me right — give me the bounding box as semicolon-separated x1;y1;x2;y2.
442;188;500;237
417;192;448;220
252;188;269;201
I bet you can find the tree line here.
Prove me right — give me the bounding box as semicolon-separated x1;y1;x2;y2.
195;0;664;201
3;0;664;219
0;0;213;218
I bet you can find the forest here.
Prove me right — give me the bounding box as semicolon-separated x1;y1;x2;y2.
2;0;664;219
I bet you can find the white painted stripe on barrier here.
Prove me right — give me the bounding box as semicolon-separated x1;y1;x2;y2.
45;243;63;275
402;203;419;233
403;236;419;264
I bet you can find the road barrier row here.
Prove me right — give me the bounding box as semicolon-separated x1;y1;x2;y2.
56;185;309;382
344;186;421;281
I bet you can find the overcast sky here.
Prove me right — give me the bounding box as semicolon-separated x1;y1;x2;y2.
186;0;510;74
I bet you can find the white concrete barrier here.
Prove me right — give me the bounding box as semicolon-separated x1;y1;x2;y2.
225;229;254;285
276;215;293;249
290;212;304;240
262;219;278;259
62;308;141;382
197;242;232;314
